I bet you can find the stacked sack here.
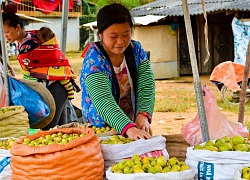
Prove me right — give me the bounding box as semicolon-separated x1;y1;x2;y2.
0;106;29;138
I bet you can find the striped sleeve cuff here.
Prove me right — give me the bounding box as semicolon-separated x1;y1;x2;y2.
121;122;137;136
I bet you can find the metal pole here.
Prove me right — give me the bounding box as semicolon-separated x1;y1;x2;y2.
60;0;69;54
0;1;10;106
182;0;210;142
238;42;250;123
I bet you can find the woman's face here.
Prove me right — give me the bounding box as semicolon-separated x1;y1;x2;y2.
100;23;132;56
3;24;21;43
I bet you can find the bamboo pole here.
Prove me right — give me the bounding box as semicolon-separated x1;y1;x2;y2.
238;42;250;123
182;0;210;142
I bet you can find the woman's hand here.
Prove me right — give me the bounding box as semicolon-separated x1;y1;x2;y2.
125;127;151;140
135;114;152;135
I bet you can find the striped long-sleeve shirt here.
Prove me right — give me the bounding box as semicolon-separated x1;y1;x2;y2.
80;40;155;134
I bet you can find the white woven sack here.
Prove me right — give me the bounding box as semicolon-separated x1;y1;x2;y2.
106;167;196;180
100;135;169;160
185;146;250;180
0;138;16;180
100;135;169;172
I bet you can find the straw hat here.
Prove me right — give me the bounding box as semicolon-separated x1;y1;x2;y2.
19;78;56;129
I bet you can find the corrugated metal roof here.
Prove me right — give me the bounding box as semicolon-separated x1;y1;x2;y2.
131;0;250;17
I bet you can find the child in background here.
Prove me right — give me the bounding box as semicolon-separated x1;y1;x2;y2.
36;27;80;100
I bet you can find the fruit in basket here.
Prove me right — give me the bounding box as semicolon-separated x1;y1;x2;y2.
0;138;17;150
21;132;86;146
242;166;250;179
111;155;190;174
100;135;133;144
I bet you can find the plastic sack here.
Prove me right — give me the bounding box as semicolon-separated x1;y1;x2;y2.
8;77;50;126
185;146;250;180
10;128;104;180
181;86;248;146
106;167;196;180
0;106;29;138
233;164;250;180
100;135;169;172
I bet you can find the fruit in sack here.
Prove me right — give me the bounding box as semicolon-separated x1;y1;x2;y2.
242;166;250;179
21;132;86;146
110;155;190;174
100;135;133;144
193;135;250;152
0;138;17;150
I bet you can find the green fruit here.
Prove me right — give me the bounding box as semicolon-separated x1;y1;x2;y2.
231;135;245;146
205;140;215;147
218;142;233;152
123;166;133;174
215;138;225;148
168;157;179;166
169;164;181;172
194;144;204;150
148;166;158;174
234;144;248;152
156;156;167;167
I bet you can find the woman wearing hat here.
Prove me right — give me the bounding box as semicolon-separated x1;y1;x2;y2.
80;3;155;140
2;5;76;129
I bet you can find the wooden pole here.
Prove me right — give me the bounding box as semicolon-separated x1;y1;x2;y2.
238;42;250;123
182;0;210;142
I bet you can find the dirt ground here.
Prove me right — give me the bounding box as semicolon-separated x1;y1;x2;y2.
72;75;246;137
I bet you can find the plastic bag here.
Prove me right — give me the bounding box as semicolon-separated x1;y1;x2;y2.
8;77;50;126
181;86;248;146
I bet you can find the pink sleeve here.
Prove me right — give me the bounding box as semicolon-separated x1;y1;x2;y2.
121;122;136;136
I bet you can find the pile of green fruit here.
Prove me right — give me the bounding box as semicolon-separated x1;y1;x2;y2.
21;132;86;146
111;154;190;174
92;125;115;134
241;166;250;179
194;135;250;152
100;135;133;144
0;138;17;150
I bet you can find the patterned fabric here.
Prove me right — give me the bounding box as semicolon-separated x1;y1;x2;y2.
80;40;155;133
113;58;133;119
17;31;76;81
232;17;250;64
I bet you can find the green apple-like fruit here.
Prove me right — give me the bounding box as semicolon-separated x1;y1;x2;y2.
148;166;158;174
215;138;225;148
156;156;167;167
234;144;248;152
231;135;245;146
194;144;204;150
205;140;215;147
218;142;233;152
168;157;179;166
169;164;181;172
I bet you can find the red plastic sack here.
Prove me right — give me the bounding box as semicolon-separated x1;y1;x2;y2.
181;86;248;146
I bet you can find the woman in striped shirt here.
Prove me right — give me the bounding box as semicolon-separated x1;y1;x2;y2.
80;3;155;140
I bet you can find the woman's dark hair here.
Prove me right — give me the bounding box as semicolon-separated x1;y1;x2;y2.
2;12;24;29
97;3;134;34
